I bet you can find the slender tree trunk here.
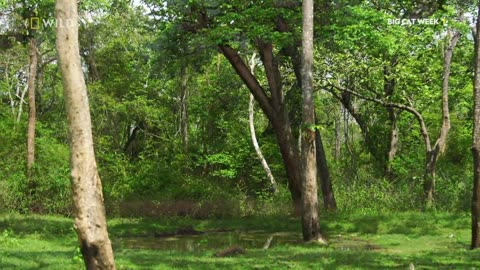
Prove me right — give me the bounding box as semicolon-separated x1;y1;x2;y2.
180;65;189;152
315;116;337;211
423;29;460;204
385;110;398;179
472;2;480;249
384;63;398;179
26;38;37;181
250;94;278;193
334;107;341;160
248;54;278;193
300;0;326;243
16;80;28;123
56;1;116;269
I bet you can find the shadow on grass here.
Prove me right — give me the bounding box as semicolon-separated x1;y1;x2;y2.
113;247;480;270
0;250;79;270
324;212;471;237
0;214;73;238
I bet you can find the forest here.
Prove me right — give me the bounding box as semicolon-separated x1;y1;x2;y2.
1;0;480;269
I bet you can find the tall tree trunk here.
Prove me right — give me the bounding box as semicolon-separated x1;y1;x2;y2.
315;116;337;211
423;29;460;204
271;115;302;213
248;54;277;193
384;63;398;179
472;2;480;249
180;65;189;152
300;0;326;243
56;1;116;269
26;38;37;182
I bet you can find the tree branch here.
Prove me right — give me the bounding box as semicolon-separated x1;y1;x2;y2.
219;44;276;120
327;82;432;152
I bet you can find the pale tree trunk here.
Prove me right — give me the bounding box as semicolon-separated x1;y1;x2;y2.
26;38;37;181
300;0;326;243
384;63;398;179
248;53;278;193
249;94;278;193
423;29;460;205
55;1;116;269
180;65;189;152
472;2;480;249
16;81;28;123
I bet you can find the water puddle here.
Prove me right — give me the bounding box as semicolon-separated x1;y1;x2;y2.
113;230;382;252
113;231;302;251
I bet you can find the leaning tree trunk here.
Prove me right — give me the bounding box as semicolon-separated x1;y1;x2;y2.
300;0;326;243
219;45;302;213
248;53;278;193
56;0;116;269
26;38;37;185
249;94;278;193
472;2;480;249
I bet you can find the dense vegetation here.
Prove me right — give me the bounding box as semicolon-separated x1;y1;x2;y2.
1;0;480;268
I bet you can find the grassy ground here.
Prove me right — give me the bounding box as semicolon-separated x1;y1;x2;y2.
0;211;479;269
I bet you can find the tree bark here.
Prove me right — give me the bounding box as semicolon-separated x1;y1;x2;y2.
26;38;37;181
334;107;341;160
315;116;337;211
180;65;189;152
248;54;278;193
300;0;326;243
383;63;398;179
472;2;480;250
55;1;116;269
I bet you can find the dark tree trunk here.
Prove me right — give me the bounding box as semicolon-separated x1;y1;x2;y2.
315;117;337;211
472;2;480;250
424;150;438;204
334;108;341;160
271;114;302;212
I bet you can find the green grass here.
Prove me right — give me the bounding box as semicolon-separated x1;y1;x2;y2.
0;211;479;269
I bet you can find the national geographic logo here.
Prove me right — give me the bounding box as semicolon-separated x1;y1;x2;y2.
27;16;40;29
24;16;75;29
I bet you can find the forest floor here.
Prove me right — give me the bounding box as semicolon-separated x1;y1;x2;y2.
0;211;479;269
